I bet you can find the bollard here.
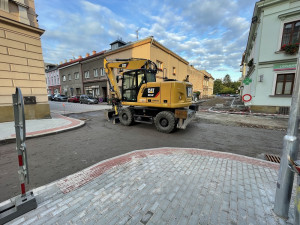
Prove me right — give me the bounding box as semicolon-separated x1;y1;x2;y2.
0;88;37;224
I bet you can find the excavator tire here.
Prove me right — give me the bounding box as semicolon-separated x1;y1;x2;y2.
119;108;134;126
154;111;176;133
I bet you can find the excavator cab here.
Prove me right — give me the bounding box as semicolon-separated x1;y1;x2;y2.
122;69;156;102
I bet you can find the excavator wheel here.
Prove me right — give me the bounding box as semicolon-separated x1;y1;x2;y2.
119;108;134;126
154;111;176;133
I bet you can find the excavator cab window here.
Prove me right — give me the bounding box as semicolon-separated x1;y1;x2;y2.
122;69;156;102
122;71;137;102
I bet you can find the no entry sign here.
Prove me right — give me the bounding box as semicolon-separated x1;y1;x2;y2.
242;94;252;102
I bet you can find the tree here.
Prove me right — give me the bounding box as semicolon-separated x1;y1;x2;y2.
213;75;241;95
213;79;223;94
223;74;232;87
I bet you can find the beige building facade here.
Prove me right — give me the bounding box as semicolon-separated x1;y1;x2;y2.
0;0;50;122
188;65;214;98
105;37;214;98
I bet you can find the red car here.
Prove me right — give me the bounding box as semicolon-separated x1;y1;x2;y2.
67;96;80;103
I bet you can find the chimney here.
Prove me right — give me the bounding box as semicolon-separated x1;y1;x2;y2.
92;50;96;55
69;59;72;62
59;61;62;64
78;55;82;59
86;53;90;57
64;59;67;63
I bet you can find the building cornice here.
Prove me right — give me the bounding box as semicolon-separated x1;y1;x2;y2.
58;62;80;70
105;36;189;65
258;58;297;65
278;9;300;20
10;0;29;9
0;15;44;35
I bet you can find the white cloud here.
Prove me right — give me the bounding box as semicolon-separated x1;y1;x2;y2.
37;0;257;80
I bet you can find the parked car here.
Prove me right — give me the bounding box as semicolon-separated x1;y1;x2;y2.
53;94;68;102
68;96;80;103
80;95;98;104
48;94;54;101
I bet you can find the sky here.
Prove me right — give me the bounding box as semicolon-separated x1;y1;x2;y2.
35;0;257;81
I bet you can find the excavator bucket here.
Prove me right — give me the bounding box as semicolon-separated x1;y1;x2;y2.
105;109;119;124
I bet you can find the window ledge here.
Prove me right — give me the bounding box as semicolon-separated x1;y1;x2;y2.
275;50;284;54
269;95;292;97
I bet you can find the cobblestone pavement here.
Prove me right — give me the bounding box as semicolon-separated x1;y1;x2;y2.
3;148;296;225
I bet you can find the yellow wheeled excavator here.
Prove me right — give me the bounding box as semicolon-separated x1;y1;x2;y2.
104;58;198;133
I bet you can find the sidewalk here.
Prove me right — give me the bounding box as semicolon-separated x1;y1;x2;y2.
1;148;296;225
0;113;85;144
196;111;289;130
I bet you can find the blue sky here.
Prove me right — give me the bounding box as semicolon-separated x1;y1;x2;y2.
35;0;257;81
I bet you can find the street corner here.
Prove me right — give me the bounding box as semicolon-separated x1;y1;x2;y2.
5;148;292;225
0;115;85;144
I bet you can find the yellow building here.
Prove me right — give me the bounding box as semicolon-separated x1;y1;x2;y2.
201;70;214;98
0;0;50;122
105;37;214;98
105;37;188;82
188;65;214;98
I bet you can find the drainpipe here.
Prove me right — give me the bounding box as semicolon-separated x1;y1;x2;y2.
80;62;84;95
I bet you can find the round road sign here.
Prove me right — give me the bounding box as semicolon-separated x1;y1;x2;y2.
242;94;252;102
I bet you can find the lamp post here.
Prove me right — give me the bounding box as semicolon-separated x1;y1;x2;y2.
274;46;300;219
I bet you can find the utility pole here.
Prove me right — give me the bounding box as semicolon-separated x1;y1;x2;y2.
274;47;300;218
136;28;141;40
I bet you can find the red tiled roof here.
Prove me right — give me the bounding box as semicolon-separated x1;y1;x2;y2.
58;50;106;68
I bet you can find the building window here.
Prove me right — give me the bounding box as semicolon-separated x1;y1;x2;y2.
94;69;98;77
84;71;90;79
68;74;72;81
275;73;295;95
156;60;163;71
74;72;79;80
100;68;105;76
173;67;176;75
62;75;66;81
281;20;300;47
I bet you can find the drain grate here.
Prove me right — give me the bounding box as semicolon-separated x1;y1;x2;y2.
265;154;281;163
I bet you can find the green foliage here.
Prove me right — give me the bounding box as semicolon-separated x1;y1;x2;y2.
213;75;241;94
213;79;223;94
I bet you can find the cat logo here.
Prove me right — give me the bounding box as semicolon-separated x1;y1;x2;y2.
119;63;129;68
148;88;155;94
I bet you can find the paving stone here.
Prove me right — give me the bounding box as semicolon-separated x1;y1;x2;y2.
4;148;296;225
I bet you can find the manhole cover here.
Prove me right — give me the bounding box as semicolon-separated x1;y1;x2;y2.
265;154;281;163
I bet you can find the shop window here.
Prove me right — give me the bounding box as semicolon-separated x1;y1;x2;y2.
275;73;295;95
281;20;300;47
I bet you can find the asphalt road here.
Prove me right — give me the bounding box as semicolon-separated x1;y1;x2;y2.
0;110;285;202
49;100;111;114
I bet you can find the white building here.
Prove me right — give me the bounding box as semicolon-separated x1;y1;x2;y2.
241;0;300;114
45;64;60;94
